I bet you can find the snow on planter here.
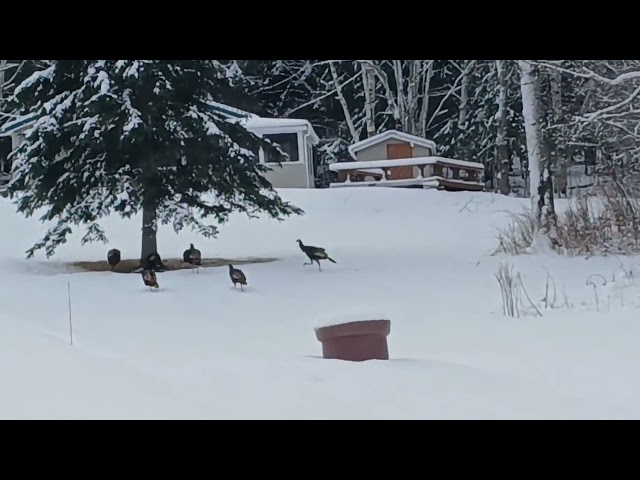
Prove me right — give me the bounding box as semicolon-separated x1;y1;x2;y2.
313;311;391;330
314;312;391;362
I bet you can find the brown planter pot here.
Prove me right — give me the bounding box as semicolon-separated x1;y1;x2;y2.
314;319;391;362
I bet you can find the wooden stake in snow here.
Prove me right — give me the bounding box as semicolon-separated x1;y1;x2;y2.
67;280;73;346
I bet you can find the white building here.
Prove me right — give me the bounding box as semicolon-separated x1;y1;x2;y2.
0;101;320;189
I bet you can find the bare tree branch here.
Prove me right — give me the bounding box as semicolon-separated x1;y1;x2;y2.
426;60;476;131
329;61;360;143
533;60;640;85
284;69;362;117
581;84;640;121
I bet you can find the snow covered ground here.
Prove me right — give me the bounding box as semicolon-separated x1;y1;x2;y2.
2;187;640;419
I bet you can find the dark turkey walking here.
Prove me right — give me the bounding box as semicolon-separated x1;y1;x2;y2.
296;239;336;271
141;269;159;291
228;264;247;291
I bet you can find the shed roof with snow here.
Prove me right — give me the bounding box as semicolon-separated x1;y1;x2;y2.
347;129;436;160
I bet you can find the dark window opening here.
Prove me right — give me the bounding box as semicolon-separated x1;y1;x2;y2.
0;137;12;176
263;133;299;163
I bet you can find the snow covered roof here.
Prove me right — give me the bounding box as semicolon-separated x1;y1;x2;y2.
206;101;319;144
348;129;437;159
0;102;320;145
207;101;257;120
242;117;320;144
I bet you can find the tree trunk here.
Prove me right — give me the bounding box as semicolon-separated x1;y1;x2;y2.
520;60;557;247
0;60;6;107
361;62;376;138
140;198;158;263
549;69;568;198
392;60;406;132
458;62;470;126
519;61;545;223
418;61;433;138
535;71;555;218
1;60;9;176
405;61;420;135
496;60;511;196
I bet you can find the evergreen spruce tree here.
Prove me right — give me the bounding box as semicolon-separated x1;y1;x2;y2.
7;60;303;260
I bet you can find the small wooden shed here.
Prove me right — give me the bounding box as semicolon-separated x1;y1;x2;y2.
330;129;485;191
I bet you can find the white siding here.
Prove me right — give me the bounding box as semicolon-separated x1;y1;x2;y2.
256;129;314;188
354;140;436;180
262;162;310;189
354;139;435;162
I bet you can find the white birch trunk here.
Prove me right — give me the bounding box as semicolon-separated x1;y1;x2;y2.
0;60;5;176
496;60;511;195
519;60;544;222
458;61;470;126
359;61;401;128
361;62;376;137
406;61;421;136
357;60;443;138
550;70;562;113
392;60;406;131
520;60;559;250
0;60;7;107
418;61;433;137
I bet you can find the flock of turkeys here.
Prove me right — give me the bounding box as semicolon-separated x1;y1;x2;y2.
105;239;336;292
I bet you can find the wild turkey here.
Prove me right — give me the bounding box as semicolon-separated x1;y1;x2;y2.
142;252;166;272
141;269;159;291
296;239;336;271
228;264;247;291
107;248;121;270
183;243;202;273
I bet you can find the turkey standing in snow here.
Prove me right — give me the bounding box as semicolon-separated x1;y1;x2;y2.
228;264;247;291
141;269;159;291
183;243;202;273
296;239;336;271
107;248;121;270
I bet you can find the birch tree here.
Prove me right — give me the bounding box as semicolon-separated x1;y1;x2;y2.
496;60;511;195
432;60;524;194
519;60;551;227
356;60;463;137
361;62;376;138
536;60;640;188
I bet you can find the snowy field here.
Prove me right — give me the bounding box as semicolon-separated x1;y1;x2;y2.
2;187;640;419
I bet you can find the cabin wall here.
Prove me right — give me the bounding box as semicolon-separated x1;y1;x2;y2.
253;128;315;189
354;140;435;179
354;139;434;162
262;162;311;188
